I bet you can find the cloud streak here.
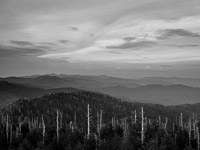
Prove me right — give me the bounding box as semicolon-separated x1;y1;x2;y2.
69;26;79;31
58;40;70;44
0;44;45;58
10;40;34;46
106;41;157;49
157;29;200;39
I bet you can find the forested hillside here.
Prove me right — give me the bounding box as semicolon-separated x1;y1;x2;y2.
1;91;200;150
0;81;82;108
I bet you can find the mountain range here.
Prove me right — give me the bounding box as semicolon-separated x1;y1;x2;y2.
0;74;200;106
2;91;200;128
0;81;82;108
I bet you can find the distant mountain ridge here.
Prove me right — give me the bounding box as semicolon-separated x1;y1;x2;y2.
0;81;82;108
94;84;200;105
1;74;200;88
1;74;200;105
0;75;140;89
143;77;200;88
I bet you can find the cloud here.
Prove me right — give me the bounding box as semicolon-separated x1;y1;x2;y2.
106;40;157;49
58;40;70;44
39;42;56;45
10;40;34;46
123;37;136;42
109;51;123;54
0;44;45;58
157;29;200;39
69;26;79;31
164;44;200;48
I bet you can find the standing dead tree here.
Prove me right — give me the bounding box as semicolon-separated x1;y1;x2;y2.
197;126;200;150
87;104;91;139
42;115;45;144
141;107;144;145
56;109;59;142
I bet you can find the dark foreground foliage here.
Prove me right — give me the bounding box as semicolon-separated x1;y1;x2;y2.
0;91;199;150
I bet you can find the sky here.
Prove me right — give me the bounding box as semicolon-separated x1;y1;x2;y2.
0;0;200;78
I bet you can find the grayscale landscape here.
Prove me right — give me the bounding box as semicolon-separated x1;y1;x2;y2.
0;0;200;149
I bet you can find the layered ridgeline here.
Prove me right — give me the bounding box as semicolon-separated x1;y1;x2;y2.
1;75;200;105
0;81;82;108
1;74;200;88
1;91;199;129
1;91;200;150
95;84;200;105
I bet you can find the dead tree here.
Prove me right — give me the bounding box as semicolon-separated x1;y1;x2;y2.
141;107;144;145
164;117;168;130
197;126;200;150
42;115;45;144
134;110;137;124
10;124;12;147
97;111;100;136
180;113;183;130
100;110;103;130
6;114;9;145
112;117;116;129
188;118;191;147
87;104;90;139
56;109;59;142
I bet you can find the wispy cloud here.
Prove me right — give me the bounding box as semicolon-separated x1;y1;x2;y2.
123;37;136;42
10;40;34;46
157;29;200;39
69;26;79;31
0;44;45;58
106;40;157;49
163;44;200;48
58;40;70;44
39;42;56;45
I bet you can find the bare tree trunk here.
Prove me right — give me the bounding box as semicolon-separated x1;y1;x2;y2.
10;124;12;147
164;117;168;130
141;107;144;145
180;113;183;130
56;109;59;142
6;114;9;145
97;111;100;136
87;104;90;139
197;126;200;150
134;110;137;124
112;117;116;129
74;112;77;126
100;110;103;130
42;115;45;144
189;118;191;147
16;127;19;138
